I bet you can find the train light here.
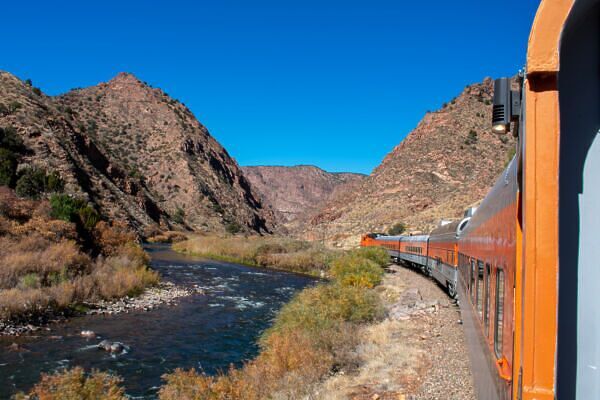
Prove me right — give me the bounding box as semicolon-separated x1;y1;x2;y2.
492;77;521;135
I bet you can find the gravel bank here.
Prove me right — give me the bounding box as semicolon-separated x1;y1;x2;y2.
314;263;475;399
0;282;203;336
393;266;476;400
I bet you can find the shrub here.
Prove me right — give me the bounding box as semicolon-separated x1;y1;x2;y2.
93;221;137;257
33;87;42;96
8;101;22;113
18;272;41;289
0;126;24;152
465;130;478;146
78;205;100;229
350;246;390;267
28;367;126;400
173;207;185;224
388;222;406;235
330;254;384;288
49;194;86;222
0;148;17;186
44;171;64;192
225;222;242;234
15;167;47;199
266;283;382;337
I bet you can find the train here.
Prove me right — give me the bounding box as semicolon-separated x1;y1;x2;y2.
361;0;599;399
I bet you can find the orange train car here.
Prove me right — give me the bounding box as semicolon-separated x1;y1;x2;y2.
459;0;599;398
361;0;599;398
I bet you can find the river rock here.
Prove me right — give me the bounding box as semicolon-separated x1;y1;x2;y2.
81;330;95;338
97;340;112;351
110;342;124;353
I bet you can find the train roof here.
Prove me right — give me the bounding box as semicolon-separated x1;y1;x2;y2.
429;220;461;236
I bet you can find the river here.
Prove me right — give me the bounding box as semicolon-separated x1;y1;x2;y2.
0;244;315;398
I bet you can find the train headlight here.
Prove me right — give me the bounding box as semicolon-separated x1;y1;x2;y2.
492;77;521;135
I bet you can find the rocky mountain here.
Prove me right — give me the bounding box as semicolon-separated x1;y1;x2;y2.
0;71;275;235
241;165;365;229
303;78;516;247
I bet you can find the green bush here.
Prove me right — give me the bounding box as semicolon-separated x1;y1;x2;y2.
266;283;382;337
50;194;85;222
173;207;185;224
350;246;390;267
0;148;17;186
388;222;406;235
78;205;100;229
19;273;41;289
330;254;384;288
45;171;64;192
8;101;22;113
225;221;242;234
15;167;47;199
0;126;24;152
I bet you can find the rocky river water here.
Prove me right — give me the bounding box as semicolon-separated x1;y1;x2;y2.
0;244;315;398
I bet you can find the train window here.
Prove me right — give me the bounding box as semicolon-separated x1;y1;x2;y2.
485;263;491;335
477;261;484;319
495;268;505;358
470;260;476;300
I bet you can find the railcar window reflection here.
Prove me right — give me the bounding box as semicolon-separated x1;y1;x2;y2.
477;261;484;319
471;260;476;301
485;263;491;335
495;268;505;358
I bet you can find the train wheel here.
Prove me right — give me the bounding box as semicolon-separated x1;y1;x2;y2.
447;282;457;299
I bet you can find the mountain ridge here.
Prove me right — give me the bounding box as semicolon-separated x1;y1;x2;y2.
0;70;276;235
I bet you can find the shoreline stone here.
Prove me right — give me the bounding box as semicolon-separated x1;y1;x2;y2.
0;282;203;336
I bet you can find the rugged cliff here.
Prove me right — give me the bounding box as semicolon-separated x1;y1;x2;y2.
242;165;365;230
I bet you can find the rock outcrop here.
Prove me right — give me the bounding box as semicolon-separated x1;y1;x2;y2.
242;165;365;230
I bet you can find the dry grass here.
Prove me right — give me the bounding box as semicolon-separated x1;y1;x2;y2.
0;193;158;322
21;367;126;400
146;230;188;244
173;235;340;276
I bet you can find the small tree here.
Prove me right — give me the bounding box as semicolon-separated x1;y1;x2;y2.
225;222;242;234
8;101;22;113
0;149;17;187
173;207;185;224
15;167;46;199
0;126;24;152
44;171;64;192
388;222;407;236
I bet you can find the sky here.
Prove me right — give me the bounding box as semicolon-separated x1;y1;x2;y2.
0;1;539;174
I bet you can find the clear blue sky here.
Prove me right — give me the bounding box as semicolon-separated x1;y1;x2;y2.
1;1;539;174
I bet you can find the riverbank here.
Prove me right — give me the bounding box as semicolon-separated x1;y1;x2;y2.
0;281;200;336
4;245;315;399
172;235;341;277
